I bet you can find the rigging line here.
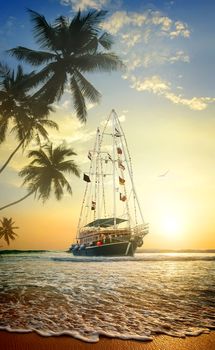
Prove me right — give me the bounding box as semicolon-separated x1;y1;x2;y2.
114;110;145;225
77;129;98;237
101;110;113;138
121;189;132;219
112;111;117;229
117;117;138;226
113;131;131;229
93;128;101;222
100;152;107;218
84;133;98;226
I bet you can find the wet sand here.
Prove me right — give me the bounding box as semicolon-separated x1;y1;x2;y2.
0;331;215;350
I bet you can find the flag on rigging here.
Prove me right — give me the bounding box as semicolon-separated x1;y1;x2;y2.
105;153;112;163
120;193;127;202
108;153;112;160
118;160;125;171
115;128;121;137
83;173;91;183
88;151;92;160
119;176;125;185
91;201;96;210
117;147;122;155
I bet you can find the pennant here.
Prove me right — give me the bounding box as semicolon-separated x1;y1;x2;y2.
120;193;127;202
119;176;125;185
117;147;122;155
88;151;92;160
115;128;121;137
91;201;96;210
83;173;91;183
118;160;125;171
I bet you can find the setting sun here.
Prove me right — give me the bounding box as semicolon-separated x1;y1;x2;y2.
160;215;184;240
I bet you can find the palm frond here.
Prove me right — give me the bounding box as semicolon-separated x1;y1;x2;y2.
72;52;125;73
52;145;76;162
53;177;64;200
19;143;79;202
58;160;80;177
0;62;10;79
0;117;10;143
28;149;52;166
28;9;58;50
33;67;67;103
8;47;56;66
74;70;101;103
98;32;113;50
73;9;108;31
0;217;19;245
70;76;87;123
58;173;73;195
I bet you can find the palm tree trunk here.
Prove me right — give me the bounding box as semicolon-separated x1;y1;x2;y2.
0;190;35;211
0;137;27;174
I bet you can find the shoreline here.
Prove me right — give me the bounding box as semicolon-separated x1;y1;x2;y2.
0;331;215;350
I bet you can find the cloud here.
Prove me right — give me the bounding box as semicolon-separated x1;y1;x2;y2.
125;50;189;71
60;0;110;11
169;21;190;38
101;9;191;74
165;93;215;111
121;32;141;48
129;75;215;111
57;2;213;112
102;11;131;34
103;9;190;39
130;75;170;94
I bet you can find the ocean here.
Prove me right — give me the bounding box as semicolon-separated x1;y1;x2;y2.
0;251;215;342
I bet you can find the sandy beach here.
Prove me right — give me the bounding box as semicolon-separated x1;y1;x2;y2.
0;331;215;350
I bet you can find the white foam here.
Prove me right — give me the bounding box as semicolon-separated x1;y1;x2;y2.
1;251;215;343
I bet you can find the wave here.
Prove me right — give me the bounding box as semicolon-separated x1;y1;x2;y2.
1;250;215;263
52;255;215;263
0;325;210;343
0;250;49;255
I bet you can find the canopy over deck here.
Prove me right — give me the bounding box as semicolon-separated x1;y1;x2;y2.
85;217;127;228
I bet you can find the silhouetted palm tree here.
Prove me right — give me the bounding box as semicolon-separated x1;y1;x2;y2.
0;217;19;245
0;144;80;211
0;63;58;174
9;9;123;122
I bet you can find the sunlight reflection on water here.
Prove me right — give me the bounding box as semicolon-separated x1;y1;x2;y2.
0;251;214;342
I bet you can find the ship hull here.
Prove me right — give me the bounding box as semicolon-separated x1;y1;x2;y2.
71;240;138;257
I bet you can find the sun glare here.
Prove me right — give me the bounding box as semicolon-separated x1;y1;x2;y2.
161;216;183;239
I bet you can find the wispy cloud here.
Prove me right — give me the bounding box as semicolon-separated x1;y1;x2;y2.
130;75;170;94
101;9;191;74
102;10;190;39
58;1;214;111
129;75;215;111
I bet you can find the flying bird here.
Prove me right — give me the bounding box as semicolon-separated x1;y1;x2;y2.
158;170;169;177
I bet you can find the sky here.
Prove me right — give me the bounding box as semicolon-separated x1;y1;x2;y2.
0;0;215;250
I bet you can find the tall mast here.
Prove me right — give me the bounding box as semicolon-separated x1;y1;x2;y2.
113;110;145;225
97;128;101;223
112;110;116;229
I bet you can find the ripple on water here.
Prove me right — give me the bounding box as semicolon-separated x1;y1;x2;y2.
0;252;215;342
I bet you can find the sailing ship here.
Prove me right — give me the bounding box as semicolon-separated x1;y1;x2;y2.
69;110;149;256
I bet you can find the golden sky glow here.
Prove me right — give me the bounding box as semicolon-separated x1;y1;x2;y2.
0;1;215;250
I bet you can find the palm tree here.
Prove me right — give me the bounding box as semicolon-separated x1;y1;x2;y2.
0;63;58;174
0;217;19;245
8;9;124;122
0;143;80;211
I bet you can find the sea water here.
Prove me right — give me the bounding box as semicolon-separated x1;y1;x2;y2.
0;251;215;342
